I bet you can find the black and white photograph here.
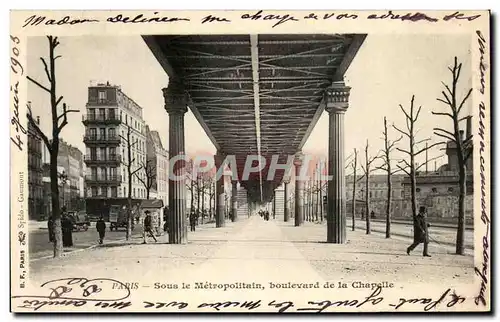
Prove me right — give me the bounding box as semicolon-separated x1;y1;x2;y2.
9;9;491;313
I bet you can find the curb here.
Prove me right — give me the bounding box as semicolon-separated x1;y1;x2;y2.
360;226;474;250
30;235;145;262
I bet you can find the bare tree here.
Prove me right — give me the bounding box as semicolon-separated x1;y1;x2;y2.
346;148;362;231
432;56;473;255
136;159;156;200
359;140;380;234
119;123;141;240
26;36;79;258
375;117;403;238
393;95;442;242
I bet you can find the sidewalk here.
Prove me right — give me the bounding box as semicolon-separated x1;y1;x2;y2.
350;219;474;250
28;215;474;310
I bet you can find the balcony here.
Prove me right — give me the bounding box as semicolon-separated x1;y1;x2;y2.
84;154;122;165
85;175;122;185
83;135;121;145
82;113;121;125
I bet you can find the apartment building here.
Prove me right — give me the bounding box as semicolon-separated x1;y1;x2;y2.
83;82;147;203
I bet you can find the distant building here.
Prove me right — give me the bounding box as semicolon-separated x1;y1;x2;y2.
27;116;44;220
145;126;168;207
346;174;405;218
57;139;84;210
401;116;474;222
83;82;147;217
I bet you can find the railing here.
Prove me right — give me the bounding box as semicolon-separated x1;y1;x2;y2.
85;175;122;183
84;154;122;162
83;135;121;144
82;113;120;123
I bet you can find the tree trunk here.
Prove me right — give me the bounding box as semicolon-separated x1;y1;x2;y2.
456;163;466;255
197;176;201;217
410;152;418;242
190;179;194;213
50;146;63;257
386;168;392;238
127;173;132;240
208;182;212;220
352;171;356;231
201;184;205;224
365;172;371;234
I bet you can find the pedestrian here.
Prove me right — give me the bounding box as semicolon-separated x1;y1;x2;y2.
143;210;157;244
61;214;73;247
48;215;55;243
272;211;276;220
407;206;431;257
189;210;197;232
370;210;376;219
96;216;106;244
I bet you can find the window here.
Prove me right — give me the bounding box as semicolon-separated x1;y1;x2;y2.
91;167;97;179
89;108;96;120
99;108;105;120
124;187;127;196
91;186;98;197
133;188;136;197
109;128;116;138
98;90;107;102
99;147;106;160
89;128;97;138
110;147;116;158
111;187;117;198
99;128;106;140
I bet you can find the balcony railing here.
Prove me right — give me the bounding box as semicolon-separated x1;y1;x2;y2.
84;154;122;163
85;175;122;184
82;113;121;124
83;135;121;145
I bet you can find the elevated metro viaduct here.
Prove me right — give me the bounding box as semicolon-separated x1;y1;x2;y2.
143;34;366;244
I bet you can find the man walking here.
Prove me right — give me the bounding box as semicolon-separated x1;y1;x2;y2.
143;210;157;244
96;216;106;244
189;210;197;232
407;206;431;257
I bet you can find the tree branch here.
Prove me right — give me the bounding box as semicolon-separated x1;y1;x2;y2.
392;124;410;138
431;111;453;118
434;127;456;138
398;104;411;120
27;75;50;93
416;155;443;171
26;109;51;152
40;57;51;82
415;142;444;156
457;88;473;114
434;131;455;143
396;147;411;155
396;164;410;176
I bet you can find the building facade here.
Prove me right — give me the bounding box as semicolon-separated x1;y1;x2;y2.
346;174;405;218
401;117;474;222
83;82;147;202
27;116;44;220
57;139;84;210
145;126;168;206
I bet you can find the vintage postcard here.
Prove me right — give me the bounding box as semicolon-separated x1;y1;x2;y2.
9;9;491;313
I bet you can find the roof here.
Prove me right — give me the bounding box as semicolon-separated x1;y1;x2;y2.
141;199;164;208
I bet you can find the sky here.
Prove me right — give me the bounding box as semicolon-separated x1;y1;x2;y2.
27;34;472;173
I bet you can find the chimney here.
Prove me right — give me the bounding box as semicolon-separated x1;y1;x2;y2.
466;116;472;139
459;130;465;142
36;116;40;125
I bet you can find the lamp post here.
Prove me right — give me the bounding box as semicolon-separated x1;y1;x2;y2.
58;171;68;209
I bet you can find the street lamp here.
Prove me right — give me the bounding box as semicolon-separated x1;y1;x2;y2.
59;171;68;208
